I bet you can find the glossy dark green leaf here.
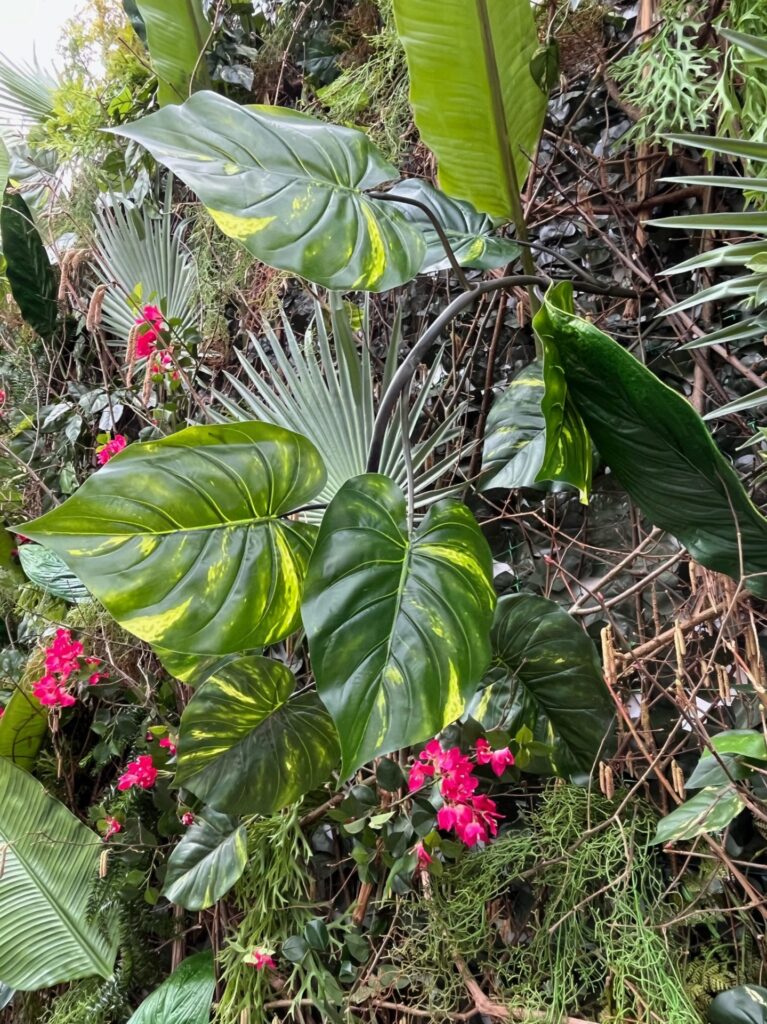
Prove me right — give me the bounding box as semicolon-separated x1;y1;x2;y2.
388;178;520;273
175;654;339;815
686;753;750;791
0;683;47;770
163;809;248;910
535;283;767;597
303;474;496;776
18;543;90;602
113;93;425;292
21;423;325;655
0;192;57;339
134;0;211;107
651;786;745;845
687;730;767;790
470;594;613;774
126;951;215;1024
481;359;591;501
709;986;767;1024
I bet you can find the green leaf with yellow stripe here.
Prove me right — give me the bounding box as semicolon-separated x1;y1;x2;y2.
112;94;426;292
175;654;339;814
302;474;496;777
21;422;325;656
162;809;247;910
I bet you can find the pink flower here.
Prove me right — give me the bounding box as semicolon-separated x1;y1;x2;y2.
407;761;434;791
159;736;177;756
437;805;458;830
414;841;432;868
45;628;84;678
33;675;76;707
0;707;5;718
457;821;486;847
87;672;106;685
96;434;127;465
181;812;195;826
103;816;121;840
244;948;276;970
117;754;157;791
475;738;515;777
0;389;6;407
134;304;166;357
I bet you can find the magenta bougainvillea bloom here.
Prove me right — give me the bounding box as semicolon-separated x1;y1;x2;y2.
103;816;122;840
475;737;515;777
33;675;77;707
96;434;127;465
414;841;432;868
134;304;166;357
117;754;158;791
32;629;107;708
244;948;276;970
181;812;195;826
158;736;177;755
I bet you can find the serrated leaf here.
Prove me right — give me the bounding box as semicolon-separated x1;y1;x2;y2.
113;93;425;292
163;809;248;910
126;951;215;1024
651;786;745;845
175;654;339;815
21;423;325;655
0;191;57;339
303;474;496;776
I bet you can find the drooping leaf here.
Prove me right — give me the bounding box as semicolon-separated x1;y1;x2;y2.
122;0;147;44
652;786;745;845
469;594;613;775
387;178;520;273
126;951;215;1024
113;94;425;292
709;985;767;1024
535;283;767;597
0;756;117;989
175;654;339;814
18;543;90;602
0;191;57;339
393;0;546;218
303;474;496;776
163;809;248;910
481;358;591;502
0;683;46;770
134;0;211;106
21;423;326;655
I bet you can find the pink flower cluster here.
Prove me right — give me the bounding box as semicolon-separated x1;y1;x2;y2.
117;754;158;791
149;348;180;382
408;738;514;847
244;948;276;970
96;433;127;465
159;736;177;755
32;628;105;708
103;816;122;840
135;304;166;358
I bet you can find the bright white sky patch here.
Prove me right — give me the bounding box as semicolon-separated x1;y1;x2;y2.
2;0;82;71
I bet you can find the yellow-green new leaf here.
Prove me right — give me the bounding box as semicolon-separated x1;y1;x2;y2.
393;0;546;219
21;423;326;655
0;756;117;989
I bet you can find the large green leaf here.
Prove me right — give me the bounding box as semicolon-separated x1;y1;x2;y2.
652;786;745;845
18;543;90;602
0;192;57;339
469;594;613;775
393;0;546;219
0;756;117;989
302;474;496;776
126;951;215;1024
389;178;520;273
113;94;425;292
481;358;591;502
175;654;339;814
709;986;767;1024
163;809;247;911
21;423;325;655
535;284;767;598
134;0;211;107
0;683;46;770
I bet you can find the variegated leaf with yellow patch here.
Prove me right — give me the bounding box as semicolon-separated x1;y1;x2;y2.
112;93;425;292
21;423;325;656
302;474;496;776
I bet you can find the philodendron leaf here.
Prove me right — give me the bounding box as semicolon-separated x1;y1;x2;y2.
686;730;767;789
393;0;546;219
0;756;117;989
163;809;247;910
388;178;520;273
175;654;339;815
113;93;425;292
126;951;215;1024
134;0;211;107
652;786;745;845
302;474;496;776
709;985;767;1024
469;594;613;775
0;682;46;770
21;423;325;655
536;283;767;597
0;191;57;339
481;359;591;501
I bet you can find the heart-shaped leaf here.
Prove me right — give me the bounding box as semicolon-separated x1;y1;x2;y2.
302;474;496;776
126;951;215;1024
0;191;57;339
163;809;247;910
652;786;745;845
388;178;520;273
469;594;614;774
175;654;339;814
21;422;325;655
113;93;425;292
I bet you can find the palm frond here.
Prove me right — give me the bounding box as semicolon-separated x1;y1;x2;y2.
212;295;470;514
0;53;56;130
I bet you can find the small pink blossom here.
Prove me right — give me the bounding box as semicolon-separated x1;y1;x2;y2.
103;816;122;840
475;738;515;777
96;434;127;465
414;841;432;868
159;736;177;756
244;948;276;970
117;754;158;791
134;304;166;357
0;389;6;407
33;675;76;707
407;761;434;791
181;812;195;826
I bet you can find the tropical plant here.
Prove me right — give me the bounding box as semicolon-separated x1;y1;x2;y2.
133;0;212;107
